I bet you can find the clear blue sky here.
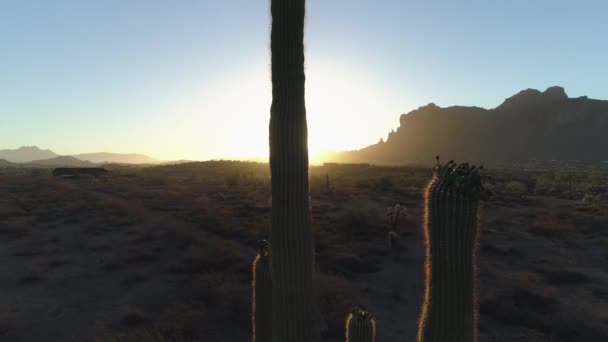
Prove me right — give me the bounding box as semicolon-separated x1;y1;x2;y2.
1;0;606;161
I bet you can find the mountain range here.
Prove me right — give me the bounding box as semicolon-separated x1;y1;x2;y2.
3;86;607;168
0;146;161;166
328;86;608;165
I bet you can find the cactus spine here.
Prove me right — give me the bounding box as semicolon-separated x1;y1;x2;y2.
417;157;486;342
269;0;319;341
346;306;376;342
252;241;272;342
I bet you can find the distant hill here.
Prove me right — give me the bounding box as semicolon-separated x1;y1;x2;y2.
73;152;160;164
25;156;98;167
0;146;162;165
0;146;59;163
0;159;17;167
329;86;608;165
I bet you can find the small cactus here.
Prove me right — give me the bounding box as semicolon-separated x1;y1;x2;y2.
386;203;408;232
252;240;272;342
346;306;376;342
417;157;487;342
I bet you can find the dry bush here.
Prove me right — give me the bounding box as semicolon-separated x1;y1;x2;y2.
17;268;48;285
535;267;590;284
326;252;382;279
162;221;203;248
0;312;14;337
193;273;249;331
480;271;560;334
181;240;245;273
121;308;146;327
121;271;147;288
123;247;157;265
47;254;69;268
528;210;573;237
502;180;529;194
337;200;383;238
0;217;31;238
316;273;362;339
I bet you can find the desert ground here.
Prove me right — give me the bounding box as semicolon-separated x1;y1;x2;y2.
0;161;607;341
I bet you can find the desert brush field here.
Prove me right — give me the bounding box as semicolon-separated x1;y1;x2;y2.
0;161;607;341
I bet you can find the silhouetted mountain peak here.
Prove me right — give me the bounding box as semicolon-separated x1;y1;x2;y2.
330;86;608;165
498;86;568;110
543;86;568;100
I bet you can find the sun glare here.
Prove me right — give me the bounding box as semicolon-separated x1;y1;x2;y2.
159;60;398;163
306;60;400;163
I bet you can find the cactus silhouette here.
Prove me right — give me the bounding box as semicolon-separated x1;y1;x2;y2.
269;0;319;341
417;157;486;342
252;240;272;342
346;306;376;342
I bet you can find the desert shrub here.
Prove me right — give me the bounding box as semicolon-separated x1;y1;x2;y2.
181;240;245;273
535;267;589;284
0;217;31;238
122;308;145;327
581;193;602;209
123;248;156;265
372;176;394;192
480;272;559;334
316;273;361;339
355;179;371;189
502;180;528;194
534;174;555;194
224;173;240;187
309;174;330;194
141;175;167;186
0;312;13;336
528;210;573;237
328;253;382;278
338;200;383;237
162;221;203;247
17;268;48;285
195;273;249;329
121;271;147;288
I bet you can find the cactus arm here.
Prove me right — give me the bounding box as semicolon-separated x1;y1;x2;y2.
252;242;272;342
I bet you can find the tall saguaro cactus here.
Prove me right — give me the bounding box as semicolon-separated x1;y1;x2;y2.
252;241;272;342
417;158;486;342
269;0;319;341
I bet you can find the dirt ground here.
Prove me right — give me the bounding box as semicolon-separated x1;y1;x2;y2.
0;162;606;341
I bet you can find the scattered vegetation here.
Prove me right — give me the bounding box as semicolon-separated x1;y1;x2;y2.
0;161;605;341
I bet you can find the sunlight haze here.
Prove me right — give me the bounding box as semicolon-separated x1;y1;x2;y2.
1;0;607;161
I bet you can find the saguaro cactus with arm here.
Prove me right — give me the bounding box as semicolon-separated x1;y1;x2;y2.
417;157;487;342
269;0;319;341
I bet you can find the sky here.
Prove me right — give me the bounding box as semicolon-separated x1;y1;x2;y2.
1;0;607;162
